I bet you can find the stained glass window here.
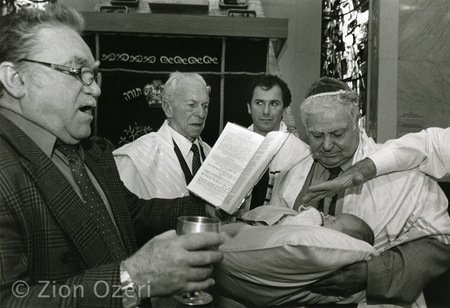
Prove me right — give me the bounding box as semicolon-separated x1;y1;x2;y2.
321;0;369;117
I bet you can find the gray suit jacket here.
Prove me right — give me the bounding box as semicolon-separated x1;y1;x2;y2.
0;114;205;307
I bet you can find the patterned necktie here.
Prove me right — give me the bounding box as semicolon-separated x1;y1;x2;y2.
318;167;342;216
56;142;126;260
191;143;201;176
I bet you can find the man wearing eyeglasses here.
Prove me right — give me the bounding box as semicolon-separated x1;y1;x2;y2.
0;4;224;308
19;58;99;86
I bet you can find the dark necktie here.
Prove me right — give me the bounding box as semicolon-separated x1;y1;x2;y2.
191;143;201;176
250;168;270;210
318;167;342;216
56;142;126;260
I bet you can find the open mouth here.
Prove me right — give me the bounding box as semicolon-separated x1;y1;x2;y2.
79;106;93;114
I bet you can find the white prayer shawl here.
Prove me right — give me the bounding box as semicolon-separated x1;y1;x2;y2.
113;120;211;199
271;129;450;307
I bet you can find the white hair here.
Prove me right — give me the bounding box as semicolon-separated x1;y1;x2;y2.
162;71;210;104
300;90;360;127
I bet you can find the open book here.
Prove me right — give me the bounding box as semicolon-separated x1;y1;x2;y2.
188;122;290;214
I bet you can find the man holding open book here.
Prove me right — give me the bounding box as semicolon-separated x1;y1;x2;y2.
114;72;212;200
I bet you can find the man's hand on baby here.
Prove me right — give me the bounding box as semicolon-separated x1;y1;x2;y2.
307;261;367;297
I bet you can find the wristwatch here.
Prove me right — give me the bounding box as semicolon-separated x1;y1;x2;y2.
120;261;141;308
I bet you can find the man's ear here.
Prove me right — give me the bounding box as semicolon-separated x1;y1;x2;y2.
247;103;252;115
355;113;361;128
0;62;26;99
161;100;173;119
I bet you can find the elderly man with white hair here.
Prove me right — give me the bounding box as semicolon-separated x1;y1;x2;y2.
270;77;450;307
114;72;212;200
303;127;450;205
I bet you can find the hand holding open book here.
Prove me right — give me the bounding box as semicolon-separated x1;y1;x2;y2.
188;123;290;214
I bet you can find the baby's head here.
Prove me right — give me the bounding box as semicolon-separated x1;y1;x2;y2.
323;213;374;245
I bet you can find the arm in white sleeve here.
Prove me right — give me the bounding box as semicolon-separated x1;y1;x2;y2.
369;127;450;179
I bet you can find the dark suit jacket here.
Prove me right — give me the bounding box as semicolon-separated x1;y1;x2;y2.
0;114;206;307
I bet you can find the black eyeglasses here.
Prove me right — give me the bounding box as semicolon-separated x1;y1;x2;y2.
19;59;98;86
